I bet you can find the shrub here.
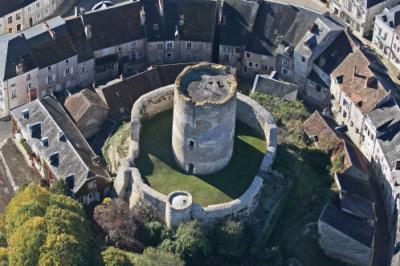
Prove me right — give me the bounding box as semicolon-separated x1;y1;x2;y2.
101;246;135;266
135;247;184;266
214;220;246;258
144;221;171;246
173;221;211;261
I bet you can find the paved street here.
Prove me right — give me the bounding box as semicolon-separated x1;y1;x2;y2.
268;0;327;13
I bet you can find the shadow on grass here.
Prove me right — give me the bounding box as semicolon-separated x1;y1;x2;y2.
135;111;266;204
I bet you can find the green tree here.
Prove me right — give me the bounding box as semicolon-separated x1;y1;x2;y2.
39;234;86;266
173;221;211;260
4;184;91;266
144;221;171;246
135;247;184;266
0;247;8;266
101;246;135;266
214;220;245;257
49;179;71;196
8;216;46;266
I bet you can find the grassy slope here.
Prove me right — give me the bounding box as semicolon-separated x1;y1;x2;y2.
102;122;130;165
135;111;266;206
250;93;345;266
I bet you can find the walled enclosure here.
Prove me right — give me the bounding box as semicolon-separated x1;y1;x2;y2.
172;63;237;175
114;72;278;228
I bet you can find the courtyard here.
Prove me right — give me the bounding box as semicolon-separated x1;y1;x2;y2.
135;111;266;206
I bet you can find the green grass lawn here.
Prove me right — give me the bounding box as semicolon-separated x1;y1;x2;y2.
135;111;266;206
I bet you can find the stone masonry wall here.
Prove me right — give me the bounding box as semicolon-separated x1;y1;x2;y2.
114;85;278;226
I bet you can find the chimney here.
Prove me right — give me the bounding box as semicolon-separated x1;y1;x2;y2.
158;0;164;16
140;7;146;26
16;62;24;74
179;15;184;26
84;24;92;40
74;6;79;17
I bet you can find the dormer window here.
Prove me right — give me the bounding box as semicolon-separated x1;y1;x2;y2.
58;132;66;142
65;175;75;190
22;109;29;119
41;137;48;147
49;152;59;166
28;122;41;139
153;24;159;31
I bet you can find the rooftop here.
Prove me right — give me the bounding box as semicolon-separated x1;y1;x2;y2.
320;203;375;247
332;49;390;114
176;63;237;104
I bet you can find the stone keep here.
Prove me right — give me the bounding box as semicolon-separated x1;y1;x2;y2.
172;63;237;175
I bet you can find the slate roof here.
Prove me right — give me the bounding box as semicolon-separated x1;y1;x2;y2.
0;34;37;80
368;94;400;182
163;0;179;40
320;203;375;247
11;96;110;195
23;17;77;68
64;88;109;123
303;111;342;152
65;17;94;63
0;0;35;17
142;0;165;42
178;0;217;42
331;49;390;114
364;0;386;8
220;0;259;47
246;2;320;55
314;31;354;75
82;1;145;51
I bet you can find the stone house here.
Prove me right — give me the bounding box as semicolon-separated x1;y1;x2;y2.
327;0;398;38
80;1;147;82
64;89;109;139
372;5;400;71
10;96;111;205
219;0;259;71
177;0;218;63
363;94;400;216
302;111;342;152
318;203;375;266
330;49;391;148
0;0;65;35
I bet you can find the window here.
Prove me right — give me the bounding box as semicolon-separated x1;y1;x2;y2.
44;8;49;16
235;47;240;54
157;43;163;50
46;75;53;84
282;59;288;66
282;68;287;75
81;66;85;73
248;62;253;67
246;53;250;58
316;85;321;92
36;13;40;19
343;111;347;118
301;56;306;62
166;52;173;60
7;16;12;24
16;24;21;31
47;66;51;72
166;42;173;49
11;90;16;98
188;140;194;149
16;13;21;20
350;121;354;127
65;59;69;64
186;42;192;49
153;24;159;30
223;54;229;62
36;2;40;8
26;74;31;81
130;42;136;48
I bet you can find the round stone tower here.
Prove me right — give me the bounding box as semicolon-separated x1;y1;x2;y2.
165;191;193;228
172;63;237;175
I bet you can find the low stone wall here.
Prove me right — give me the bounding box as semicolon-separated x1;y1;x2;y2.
114;85;278;227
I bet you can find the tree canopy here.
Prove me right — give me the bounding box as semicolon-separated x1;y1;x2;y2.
3;184;91;266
